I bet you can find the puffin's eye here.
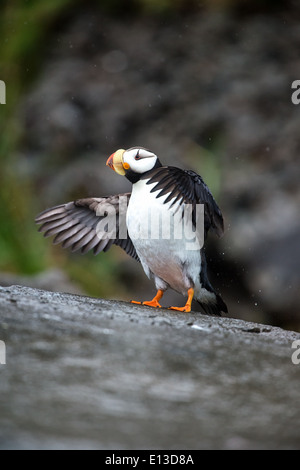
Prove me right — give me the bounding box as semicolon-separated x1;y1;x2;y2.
135;151;141;160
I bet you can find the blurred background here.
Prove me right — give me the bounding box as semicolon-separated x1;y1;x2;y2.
0;0;299;330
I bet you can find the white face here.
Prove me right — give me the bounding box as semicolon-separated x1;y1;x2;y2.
123;147;158;174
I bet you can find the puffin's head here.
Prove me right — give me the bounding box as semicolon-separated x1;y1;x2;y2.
106;147;161;178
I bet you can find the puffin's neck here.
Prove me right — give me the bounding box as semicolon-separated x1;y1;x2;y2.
125;158;163;184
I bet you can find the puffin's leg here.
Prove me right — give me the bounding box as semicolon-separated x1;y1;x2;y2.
169;288;194;313
143;289;164;308
131;289;164;308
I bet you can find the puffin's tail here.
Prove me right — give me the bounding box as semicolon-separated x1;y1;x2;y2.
197;248;228;316
197;293;228;316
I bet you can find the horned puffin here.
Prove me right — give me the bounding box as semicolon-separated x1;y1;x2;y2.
35;147;227;315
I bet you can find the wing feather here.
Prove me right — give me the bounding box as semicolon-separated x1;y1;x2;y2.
35;194;139;261
144;166;224;238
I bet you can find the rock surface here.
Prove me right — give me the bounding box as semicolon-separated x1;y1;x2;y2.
0;285;299;449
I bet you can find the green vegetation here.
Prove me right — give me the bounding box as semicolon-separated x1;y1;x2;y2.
0;0;78;274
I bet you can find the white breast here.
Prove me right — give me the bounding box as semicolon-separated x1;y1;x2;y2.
126;179;202;295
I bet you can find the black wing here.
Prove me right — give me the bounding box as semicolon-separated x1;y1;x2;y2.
143;166;224;238
35;194;139;261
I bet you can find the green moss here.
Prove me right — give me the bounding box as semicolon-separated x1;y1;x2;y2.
0;1;78;274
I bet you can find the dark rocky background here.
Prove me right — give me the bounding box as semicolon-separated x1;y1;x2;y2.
1;2;300;326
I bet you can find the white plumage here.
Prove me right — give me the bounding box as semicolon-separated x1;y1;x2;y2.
127;178;202;296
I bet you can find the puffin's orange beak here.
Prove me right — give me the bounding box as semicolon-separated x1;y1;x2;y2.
106;149;126;175
106;153;115;170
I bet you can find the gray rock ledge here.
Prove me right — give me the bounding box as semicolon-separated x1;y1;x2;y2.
0;285;299;450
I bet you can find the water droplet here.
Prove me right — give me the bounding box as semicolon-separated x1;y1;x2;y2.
102;50;128;73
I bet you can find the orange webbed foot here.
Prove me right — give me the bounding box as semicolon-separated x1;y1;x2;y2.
143;300;162;308
168;288;194;313
168;305;191;313
130;289;164;309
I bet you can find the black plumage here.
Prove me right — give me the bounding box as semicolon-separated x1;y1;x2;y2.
142;166;224;239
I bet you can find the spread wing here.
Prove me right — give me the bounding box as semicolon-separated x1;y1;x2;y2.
35;193;139;261
143;166;224;238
